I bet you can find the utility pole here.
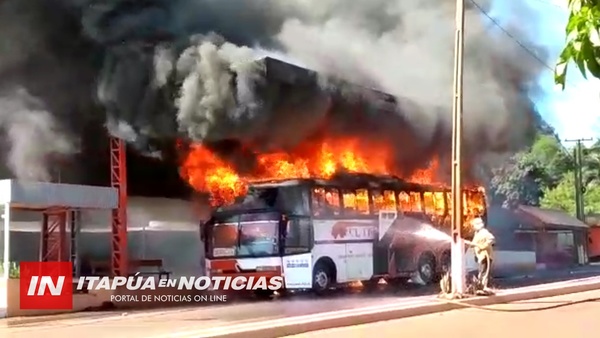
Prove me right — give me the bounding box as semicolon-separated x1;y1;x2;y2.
450;0;466;296
565;138;593;221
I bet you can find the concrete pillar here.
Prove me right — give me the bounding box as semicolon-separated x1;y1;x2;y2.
451;237;465;295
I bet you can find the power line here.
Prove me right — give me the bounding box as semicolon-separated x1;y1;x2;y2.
469;0;554;71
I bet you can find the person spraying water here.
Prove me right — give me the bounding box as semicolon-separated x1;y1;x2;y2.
465;217;495;293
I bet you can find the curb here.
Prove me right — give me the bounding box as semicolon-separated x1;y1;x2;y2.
168;277;600;338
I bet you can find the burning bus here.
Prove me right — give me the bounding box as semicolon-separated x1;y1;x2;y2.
201;174;486;294
174;57;488;295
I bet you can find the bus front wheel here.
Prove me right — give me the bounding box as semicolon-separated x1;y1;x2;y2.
312;262;333;294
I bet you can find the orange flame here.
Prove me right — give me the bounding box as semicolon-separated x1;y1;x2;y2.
180;137;447;206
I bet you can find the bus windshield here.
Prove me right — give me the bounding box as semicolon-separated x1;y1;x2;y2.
209;212;280;258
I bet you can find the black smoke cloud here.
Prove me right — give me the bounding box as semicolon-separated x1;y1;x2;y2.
0;0;547;187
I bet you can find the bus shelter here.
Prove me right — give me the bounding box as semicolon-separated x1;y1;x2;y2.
0;179;117;317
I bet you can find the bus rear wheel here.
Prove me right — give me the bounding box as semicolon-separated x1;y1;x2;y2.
312;262;333;294
417;253;436;285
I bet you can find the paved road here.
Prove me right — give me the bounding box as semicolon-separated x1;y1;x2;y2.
285;289;600;338
1;266;599;337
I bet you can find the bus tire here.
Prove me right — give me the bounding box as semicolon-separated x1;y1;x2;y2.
417;252;436;285
312;261;334;294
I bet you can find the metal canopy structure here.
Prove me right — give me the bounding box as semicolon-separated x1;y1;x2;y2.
0;179;117;279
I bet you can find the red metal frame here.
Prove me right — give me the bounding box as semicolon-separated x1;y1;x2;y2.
40;209;68;262
110;137;128;276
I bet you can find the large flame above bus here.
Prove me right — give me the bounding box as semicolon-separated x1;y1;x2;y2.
180;136;441;206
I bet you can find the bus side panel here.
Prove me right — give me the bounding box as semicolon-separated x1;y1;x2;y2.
312;243;348;282
346;242;374;281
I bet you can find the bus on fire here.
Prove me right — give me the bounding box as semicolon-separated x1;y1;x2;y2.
201;173;486;295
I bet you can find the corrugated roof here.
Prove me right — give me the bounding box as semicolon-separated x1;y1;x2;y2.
517;205;589;229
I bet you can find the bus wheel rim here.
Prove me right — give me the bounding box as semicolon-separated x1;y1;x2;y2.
315;271;328;288
420;263;433;280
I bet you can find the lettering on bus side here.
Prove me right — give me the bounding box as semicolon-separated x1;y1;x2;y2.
331;221;377;240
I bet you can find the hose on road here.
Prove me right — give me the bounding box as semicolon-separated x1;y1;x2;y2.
436;296;600;312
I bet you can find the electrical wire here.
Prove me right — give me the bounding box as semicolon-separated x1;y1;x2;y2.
468;0;554;71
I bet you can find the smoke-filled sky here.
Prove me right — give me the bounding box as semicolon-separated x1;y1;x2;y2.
0;0;553;184
490;0;600;145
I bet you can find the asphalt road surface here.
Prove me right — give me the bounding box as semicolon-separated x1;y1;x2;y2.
285;289;600;338
2;265;599;337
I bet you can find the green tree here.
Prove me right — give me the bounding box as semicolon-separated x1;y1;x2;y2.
489;134;572;207
490;151;549;208
541;171;600;215
555;0;600;88
582;140;600;186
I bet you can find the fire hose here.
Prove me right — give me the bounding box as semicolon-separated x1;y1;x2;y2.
436;296;600;312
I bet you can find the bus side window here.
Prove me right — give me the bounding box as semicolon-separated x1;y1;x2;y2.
342;189;369;215
433;192;446;215
383;190;396;211
371;190;384;213
372;190;396;213
312;187;341;217
356;189;369;214
423;192;435;215
397;191;412;212
325;188;341;215
311;188;325;216
409;192;422;211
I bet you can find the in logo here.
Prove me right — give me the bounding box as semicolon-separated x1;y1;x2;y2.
20;262;73;310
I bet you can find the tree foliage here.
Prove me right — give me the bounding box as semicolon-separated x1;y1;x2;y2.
540;171;600;214
555;0;600;88
490;132;600;216
490;134;573;208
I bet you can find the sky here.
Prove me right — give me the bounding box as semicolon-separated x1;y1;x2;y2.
489;0;600;145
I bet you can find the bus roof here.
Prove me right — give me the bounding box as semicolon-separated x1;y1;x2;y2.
248;173;482;193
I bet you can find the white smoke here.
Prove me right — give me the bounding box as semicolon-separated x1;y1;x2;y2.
0;88;76;181
174;37;263;141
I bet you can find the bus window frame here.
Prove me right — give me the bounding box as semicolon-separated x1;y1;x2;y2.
371;189;398;214
310;185;343;219
339;188;372;218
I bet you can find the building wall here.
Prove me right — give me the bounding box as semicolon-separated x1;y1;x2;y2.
4;197;205;277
